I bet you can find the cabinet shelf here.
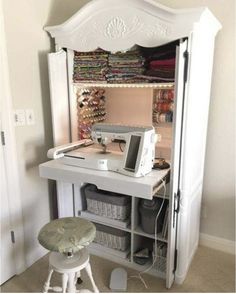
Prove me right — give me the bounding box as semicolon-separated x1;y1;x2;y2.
134;226;168;243
73;82;174;89
89;242;130;260
154;122;173;128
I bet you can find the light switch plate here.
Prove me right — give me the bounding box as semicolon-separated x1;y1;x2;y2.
25;109;35;125
13;109;25;126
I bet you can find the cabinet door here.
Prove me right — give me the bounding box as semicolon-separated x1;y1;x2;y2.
48;50;74;217
48;50;70;146
166;39;188;288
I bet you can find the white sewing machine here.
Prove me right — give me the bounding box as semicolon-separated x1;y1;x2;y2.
47;123;156;177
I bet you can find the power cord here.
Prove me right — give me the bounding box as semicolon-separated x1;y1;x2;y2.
128;178;167;289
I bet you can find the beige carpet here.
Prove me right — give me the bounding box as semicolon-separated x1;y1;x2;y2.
1;246;235;293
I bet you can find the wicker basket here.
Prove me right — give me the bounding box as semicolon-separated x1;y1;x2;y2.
84;184;131;220
94;223;130;251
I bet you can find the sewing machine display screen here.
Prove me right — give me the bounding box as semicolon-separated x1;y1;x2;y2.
125;135;141;171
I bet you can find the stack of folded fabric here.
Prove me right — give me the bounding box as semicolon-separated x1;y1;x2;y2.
143;58;176;82
139;42;177;83
106;50;145;83
73;49;109;83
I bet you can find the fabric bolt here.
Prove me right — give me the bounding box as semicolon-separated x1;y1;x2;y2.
106;49;145;83
73;49;109;83
73;45;176;84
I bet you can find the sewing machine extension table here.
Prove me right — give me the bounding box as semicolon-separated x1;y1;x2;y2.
39;158;170;199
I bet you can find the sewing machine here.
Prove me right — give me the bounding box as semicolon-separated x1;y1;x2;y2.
47;123;156;177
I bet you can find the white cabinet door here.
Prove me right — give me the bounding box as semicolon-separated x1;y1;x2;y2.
166;39;188;288
48;50;74;217
48;50;70;146
0;120;16;284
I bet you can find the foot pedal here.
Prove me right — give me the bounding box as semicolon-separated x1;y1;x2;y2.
109;268;127;292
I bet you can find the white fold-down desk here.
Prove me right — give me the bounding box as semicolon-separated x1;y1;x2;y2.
39;159;170;199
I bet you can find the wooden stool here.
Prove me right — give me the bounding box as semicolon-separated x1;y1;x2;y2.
38;217;99;293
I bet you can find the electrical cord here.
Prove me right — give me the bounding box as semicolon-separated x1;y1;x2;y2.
119;141;125;152
128;179;167;289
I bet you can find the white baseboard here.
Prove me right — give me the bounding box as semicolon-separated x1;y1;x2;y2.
25;246;48;269
200;233;235;255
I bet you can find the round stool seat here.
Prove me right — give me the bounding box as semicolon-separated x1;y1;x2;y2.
38;217;96;254
49;248;89;274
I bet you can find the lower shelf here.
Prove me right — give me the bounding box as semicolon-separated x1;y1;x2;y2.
88;244;166;280
89;242;130;259
134;226;168;242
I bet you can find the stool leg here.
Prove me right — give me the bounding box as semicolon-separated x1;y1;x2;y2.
43;268;54;293
68;272;77;293
62;273;68;293
85;263;99;293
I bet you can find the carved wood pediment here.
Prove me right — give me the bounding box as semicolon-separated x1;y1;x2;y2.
45;0;221;52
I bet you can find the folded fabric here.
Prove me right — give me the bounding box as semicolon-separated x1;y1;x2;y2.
150;58;176;67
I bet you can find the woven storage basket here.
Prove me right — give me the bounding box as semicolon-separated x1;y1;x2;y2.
94;223;130;251
84;184;131;220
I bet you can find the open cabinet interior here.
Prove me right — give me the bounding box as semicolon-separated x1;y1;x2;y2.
70;40;178;161
64;40;180;281
76;181;170;278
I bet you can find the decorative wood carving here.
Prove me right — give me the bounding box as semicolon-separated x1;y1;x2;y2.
104;16;141;39
45;0;221;52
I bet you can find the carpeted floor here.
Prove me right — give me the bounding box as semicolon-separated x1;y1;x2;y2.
1;246;235;293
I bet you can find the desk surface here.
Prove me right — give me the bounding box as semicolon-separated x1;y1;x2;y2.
39;159;170;199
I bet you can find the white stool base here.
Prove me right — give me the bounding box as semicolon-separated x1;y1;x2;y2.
43;249;99;293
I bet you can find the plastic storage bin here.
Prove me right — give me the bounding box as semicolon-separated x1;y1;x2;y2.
84;184;131;220
139;198;166;234
94;223;130;251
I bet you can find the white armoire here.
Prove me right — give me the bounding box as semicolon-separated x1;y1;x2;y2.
39;0;221;288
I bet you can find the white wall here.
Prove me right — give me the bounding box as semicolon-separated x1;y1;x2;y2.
2;0;235;268
2;0;54;267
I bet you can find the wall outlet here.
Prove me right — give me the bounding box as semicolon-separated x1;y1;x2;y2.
13;109;25;126
25;109;35;125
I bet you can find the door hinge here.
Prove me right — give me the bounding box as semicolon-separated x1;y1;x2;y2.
173;249;178;273
11;231;15;243
183;50;189;83
1;131;5;145
174;190;181;214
